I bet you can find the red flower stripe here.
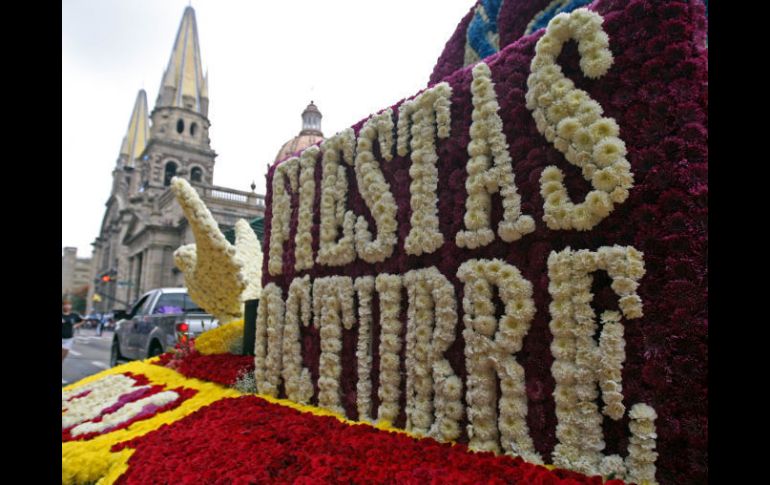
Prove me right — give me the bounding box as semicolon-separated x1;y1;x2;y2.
113;396;625;484
64;389;92;402
154;350;255;387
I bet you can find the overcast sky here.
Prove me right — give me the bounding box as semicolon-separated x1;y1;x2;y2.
63;0;473;257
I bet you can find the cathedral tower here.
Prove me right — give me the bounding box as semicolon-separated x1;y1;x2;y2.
113;89;150;197
143;6;215;193
88;6;267;314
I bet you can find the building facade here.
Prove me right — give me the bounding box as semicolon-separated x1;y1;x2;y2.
62;247;92;298
87;7;269;314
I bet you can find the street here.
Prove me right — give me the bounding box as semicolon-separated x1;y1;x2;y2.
62;327;113;387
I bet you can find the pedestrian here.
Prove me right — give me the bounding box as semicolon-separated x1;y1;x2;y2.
96;313;105;336
62;300;83;362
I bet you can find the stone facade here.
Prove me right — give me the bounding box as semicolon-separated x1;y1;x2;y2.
62;247;92;298
87;7;265;314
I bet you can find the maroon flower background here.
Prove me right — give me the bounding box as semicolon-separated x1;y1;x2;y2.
113;396;622;485
262;1;707;483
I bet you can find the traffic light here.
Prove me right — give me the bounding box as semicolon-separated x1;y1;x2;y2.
101;274;112;283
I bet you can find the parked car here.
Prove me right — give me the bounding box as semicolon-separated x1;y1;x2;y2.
110;288;217;366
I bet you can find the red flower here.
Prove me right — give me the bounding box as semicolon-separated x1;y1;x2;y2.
112;396;613;484
154;351;255;387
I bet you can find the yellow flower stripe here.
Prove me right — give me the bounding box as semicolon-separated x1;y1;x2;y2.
194;319;244;355
63;359;242;485
251;391;414;437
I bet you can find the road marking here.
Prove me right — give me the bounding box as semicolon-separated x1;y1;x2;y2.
69;350;82;357
91;361;109;369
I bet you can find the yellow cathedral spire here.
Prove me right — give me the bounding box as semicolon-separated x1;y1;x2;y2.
119;89;149;168
156;6;208;116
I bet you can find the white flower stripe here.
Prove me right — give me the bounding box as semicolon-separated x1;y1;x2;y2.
526;9;633;232
375;273;404;423
354;276;375;421
62;374;143;430
70;390;180;437
403;267;461;441
400;83;452;256
316;130;357;266
547;245;650;480
313;276;355;414
457;259;542;464
294;147;320;271
268;157;298;276
353;111;398;263
254;283;284;397
457;62;534;250
282;275;314;403
626;403;659;485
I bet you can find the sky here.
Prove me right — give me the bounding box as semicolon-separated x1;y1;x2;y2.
62;0;474;257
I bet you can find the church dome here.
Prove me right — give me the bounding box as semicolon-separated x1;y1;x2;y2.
274;101;324;163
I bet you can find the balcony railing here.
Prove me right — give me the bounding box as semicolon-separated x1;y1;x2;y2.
154;182;266;210
202;184;265;209
210;189;247;203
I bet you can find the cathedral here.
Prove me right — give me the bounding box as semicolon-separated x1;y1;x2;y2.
87;6;324;313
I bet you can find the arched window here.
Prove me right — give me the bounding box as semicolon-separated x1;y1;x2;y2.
190;122;198;136
176;119;185;134
191;167;203;183
164;161;178;186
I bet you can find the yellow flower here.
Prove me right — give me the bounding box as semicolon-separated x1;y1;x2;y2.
195;319;245;355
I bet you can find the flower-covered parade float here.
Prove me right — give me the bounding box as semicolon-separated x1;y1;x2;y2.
62;1;707;483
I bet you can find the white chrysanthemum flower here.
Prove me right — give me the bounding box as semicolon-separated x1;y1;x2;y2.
619;294;644;319
557;117;581;140
585;190;612;218
546;101;571;125
581;52;613;79
588;118;620;142
570;205;594;231
535;33;562;57
529;53;555;72
541;165;564;183
547;12;572;41
592;167;620;192
609;187;630;204
593;137;627;167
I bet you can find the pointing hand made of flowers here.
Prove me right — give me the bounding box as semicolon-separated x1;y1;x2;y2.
171;177;263;324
